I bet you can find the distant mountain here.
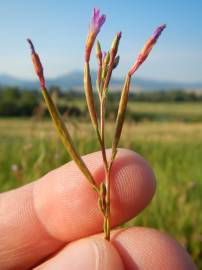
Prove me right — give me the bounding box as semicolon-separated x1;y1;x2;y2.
0;71;201;92
0;74;37;88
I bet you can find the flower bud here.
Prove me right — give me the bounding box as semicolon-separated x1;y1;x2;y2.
27;39;45;88
110;32;122;59
102;51;110;80
85;8;106;62
129;24;166;76
96;40;102;64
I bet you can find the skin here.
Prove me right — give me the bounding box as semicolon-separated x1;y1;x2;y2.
0;149;197;270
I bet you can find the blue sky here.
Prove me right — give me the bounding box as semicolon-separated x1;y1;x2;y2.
0;0;201;83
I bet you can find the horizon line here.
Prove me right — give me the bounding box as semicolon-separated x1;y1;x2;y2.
0;70;201;85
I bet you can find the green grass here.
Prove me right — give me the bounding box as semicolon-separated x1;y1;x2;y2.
125;141;202;265
0;114;202;268
128;101;202;115
57;99;202;122
127;101;202;122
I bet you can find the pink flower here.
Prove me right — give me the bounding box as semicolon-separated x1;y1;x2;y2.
90;8;106;34
85;8;106;62
152;24;166;41
129;24;166;76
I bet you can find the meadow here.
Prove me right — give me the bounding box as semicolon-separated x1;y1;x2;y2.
0;101;202;267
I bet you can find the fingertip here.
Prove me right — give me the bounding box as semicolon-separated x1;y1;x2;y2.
34;237;125;270
110;148;156;220
112;227;197;270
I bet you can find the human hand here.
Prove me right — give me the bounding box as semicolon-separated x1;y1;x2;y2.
0;149;196;269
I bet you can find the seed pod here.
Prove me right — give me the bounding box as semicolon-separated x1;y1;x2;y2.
112;74;131;159
27;40;98;192
41;86;98;190
84;62;98;130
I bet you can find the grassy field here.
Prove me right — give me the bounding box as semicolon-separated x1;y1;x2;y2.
127;101;202;122
0;102;202;267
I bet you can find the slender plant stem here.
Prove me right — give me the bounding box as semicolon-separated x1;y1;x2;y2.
104;167;111;240
100;94;113;240
96;128;108;171
100;96;110;241
41;86;99;192
100;96;106;152
84;62;110;239
97;64;102;99
84;60;109;175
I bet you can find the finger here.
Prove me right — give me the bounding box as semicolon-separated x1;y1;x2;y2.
0;149;155;269
34;227;196;270
34;237;125;270
112;227;197;270
33;149;156;241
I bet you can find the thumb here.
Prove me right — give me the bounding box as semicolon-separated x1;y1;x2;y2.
34;236;125;270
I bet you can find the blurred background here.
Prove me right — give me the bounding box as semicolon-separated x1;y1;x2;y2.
0;0;201;267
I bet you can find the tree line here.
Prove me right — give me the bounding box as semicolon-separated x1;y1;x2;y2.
0;86;201;117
